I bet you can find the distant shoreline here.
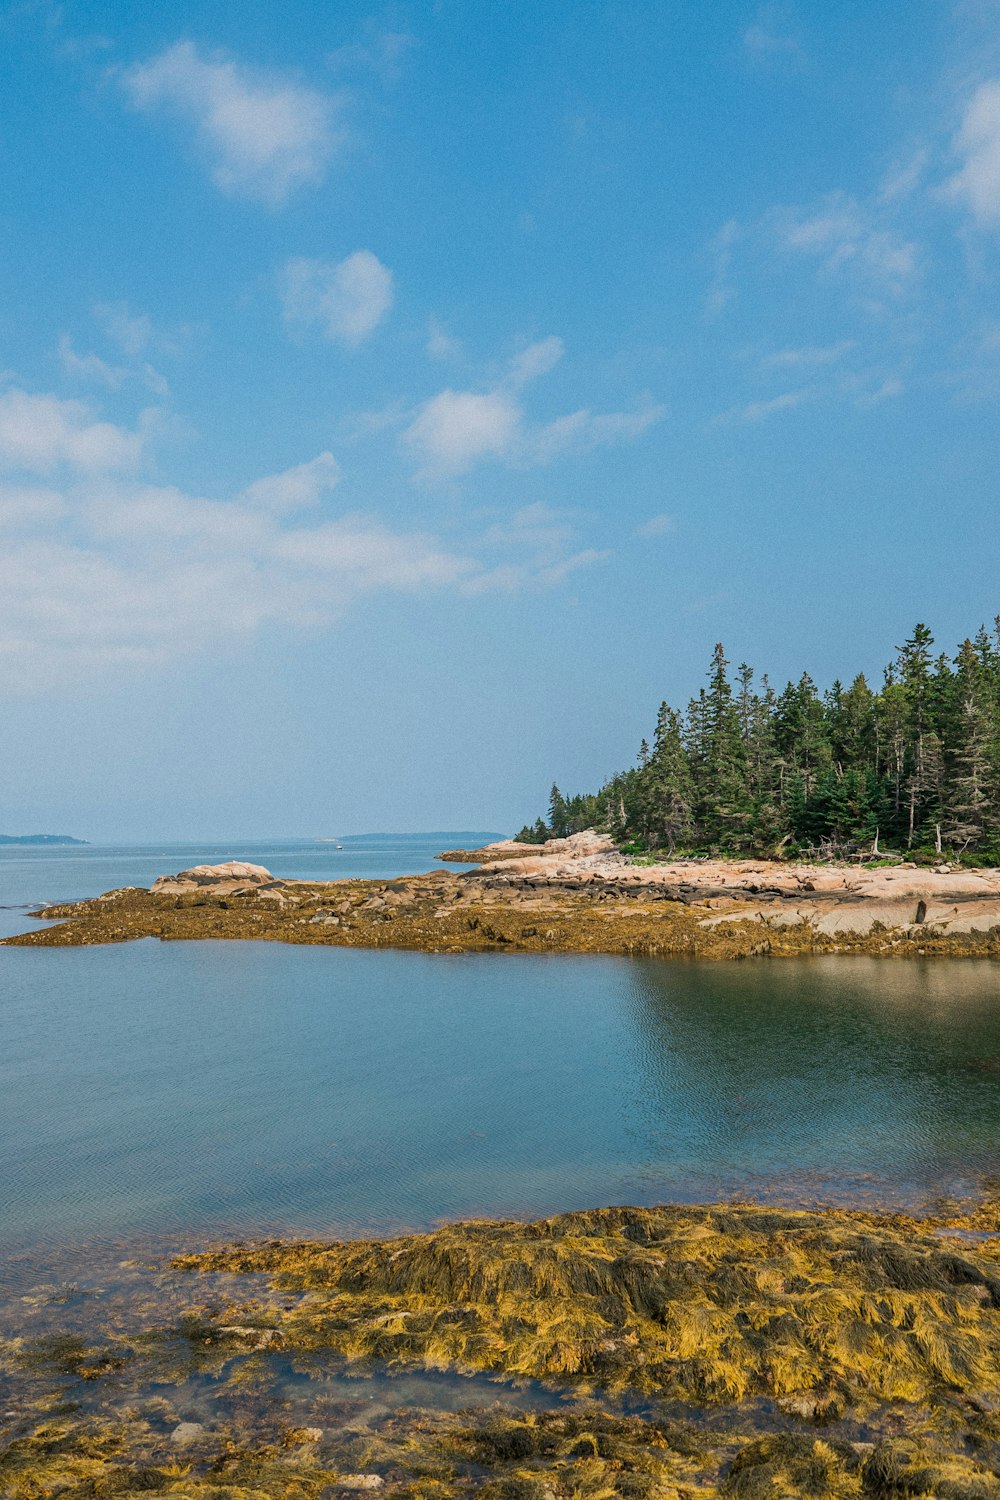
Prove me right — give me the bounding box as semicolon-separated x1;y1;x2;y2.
0;833;88;846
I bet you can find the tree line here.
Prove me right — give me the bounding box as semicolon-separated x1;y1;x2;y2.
517;622;1000;863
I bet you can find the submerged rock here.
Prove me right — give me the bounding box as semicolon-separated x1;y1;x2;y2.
170;1421;205;1445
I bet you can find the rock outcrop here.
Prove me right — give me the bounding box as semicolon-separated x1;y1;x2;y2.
150;861;275;894
438;830;618;863
465;844;1000;938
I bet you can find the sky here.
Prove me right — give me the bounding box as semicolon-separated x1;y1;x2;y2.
1;0;999;840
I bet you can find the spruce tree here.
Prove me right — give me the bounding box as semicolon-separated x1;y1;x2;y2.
642;701;694;855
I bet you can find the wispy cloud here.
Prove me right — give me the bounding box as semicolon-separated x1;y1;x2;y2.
279;252;394;346
714;388;812;425
772;192;918;295
462;504;608;594
58;333;170;399
945;78;1000;226
58;336;127;390
93;303;155;357
403;339;664;478
426;319;463;361
762;340;855;369
854;375;904;408
121;41;340;206
743;4;806;63
636;513;674;538
327;23;417;85
878;148;928;204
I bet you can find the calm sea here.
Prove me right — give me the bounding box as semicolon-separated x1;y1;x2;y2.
3;838;1000;1263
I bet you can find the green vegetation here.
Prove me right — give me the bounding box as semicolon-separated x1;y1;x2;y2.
519;622;1000;861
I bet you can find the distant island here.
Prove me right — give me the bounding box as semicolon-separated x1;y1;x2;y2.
518;619;1000;866
0;833;88;845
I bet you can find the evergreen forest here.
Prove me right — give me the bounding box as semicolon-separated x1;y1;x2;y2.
518;622;1000;863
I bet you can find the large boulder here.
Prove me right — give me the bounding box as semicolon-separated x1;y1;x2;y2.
151;861;274;894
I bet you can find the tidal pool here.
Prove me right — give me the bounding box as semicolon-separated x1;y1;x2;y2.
4;933;1000;1259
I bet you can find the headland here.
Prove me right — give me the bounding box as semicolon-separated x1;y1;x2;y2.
6;833;1000;957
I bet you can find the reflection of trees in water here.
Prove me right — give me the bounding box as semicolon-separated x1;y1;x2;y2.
616;957;1000;1196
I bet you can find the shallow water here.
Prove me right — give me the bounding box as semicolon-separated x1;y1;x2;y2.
3;843;1000;1268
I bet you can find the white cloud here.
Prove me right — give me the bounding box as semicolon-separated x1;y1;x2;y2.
405;388;523;476
0;465;472;686
0;424;605;686
0;487;65;531
946;79;1000;225
706;219;740;317
241;452;340;512
713;195;918;318
461;547;607;596
404;339;664;478
0;389;145;474
279;252;394;346
122;41;338;206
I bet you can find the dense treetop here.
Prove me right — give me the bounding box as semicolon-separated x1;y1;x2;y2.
519;622;1000;863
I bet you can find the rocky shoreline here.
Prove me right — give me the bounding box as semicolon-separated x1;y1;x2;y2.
5;834;1000;958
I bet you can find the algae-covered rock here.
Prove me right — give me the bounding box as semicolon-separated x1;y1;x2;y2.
174;1203;1000;1408
7;1200;1000;1499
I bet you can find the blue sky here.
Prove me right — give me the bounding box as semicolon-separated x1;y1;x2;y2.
1;0;999;840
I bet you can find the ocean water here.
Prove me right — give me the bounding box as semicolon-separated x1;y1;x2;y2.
3;840;1000;1263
